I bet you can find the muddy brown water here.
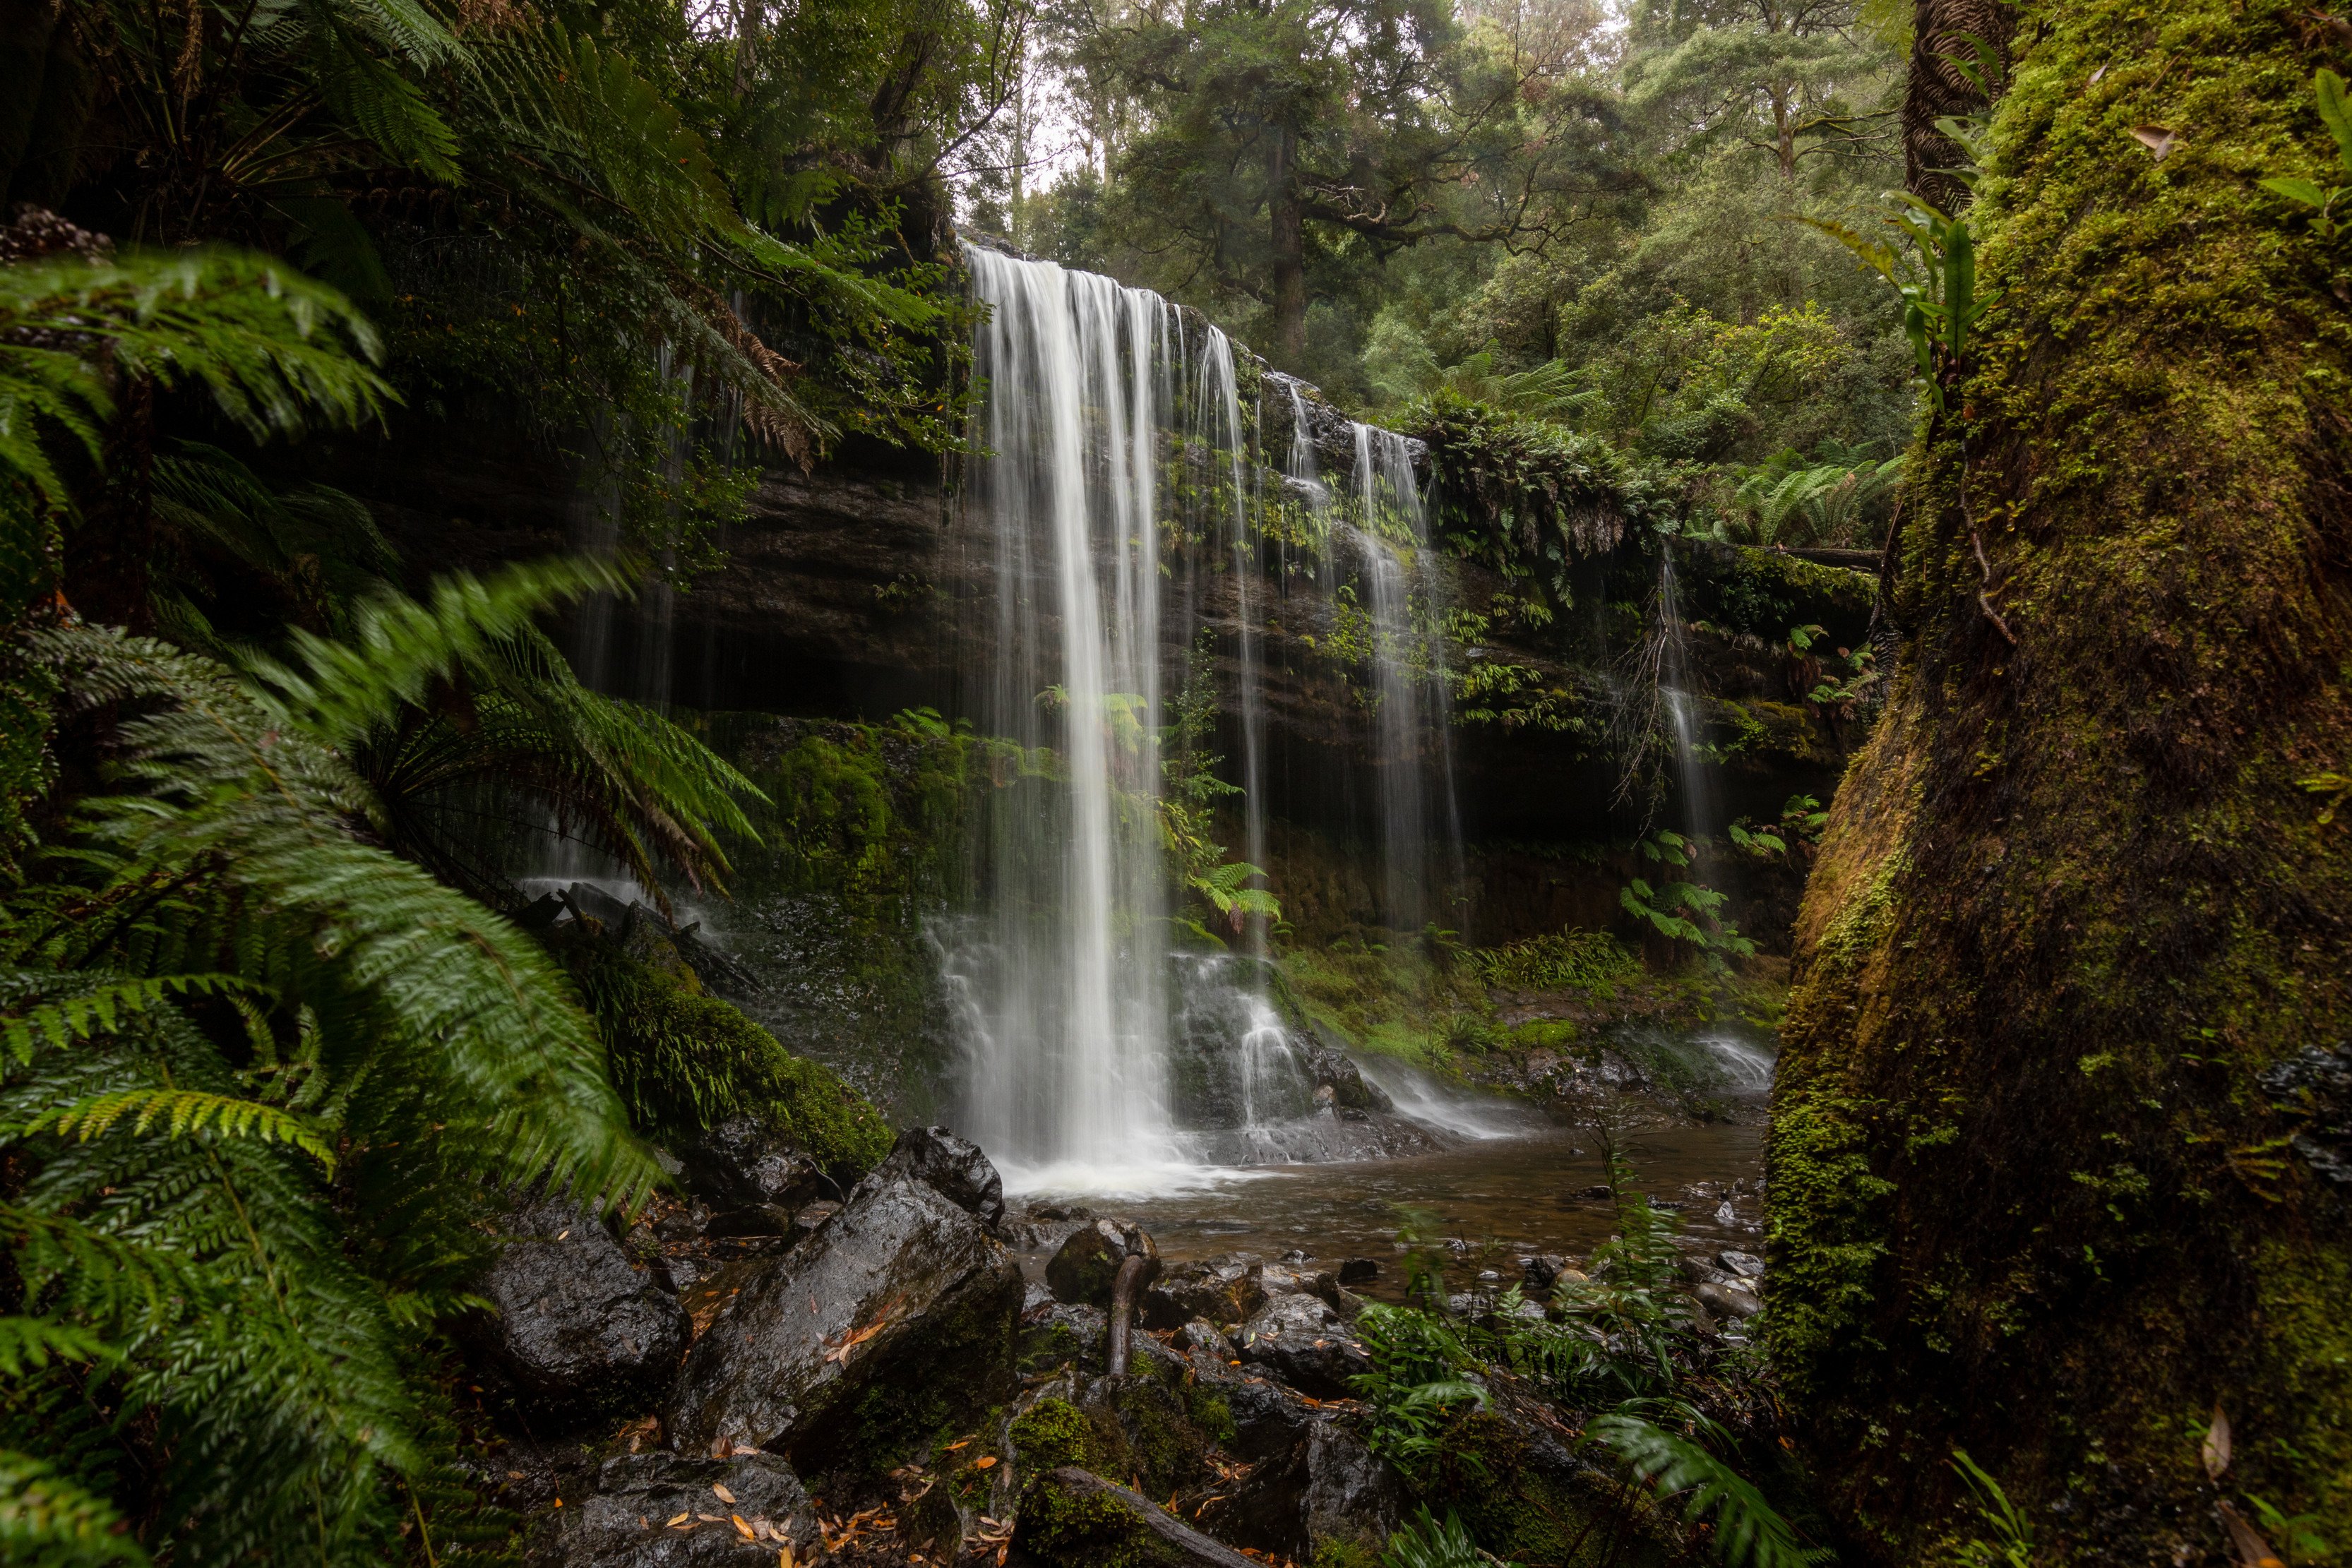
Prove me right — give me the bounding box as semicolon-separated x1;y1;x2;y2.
1010;1116;1767;1303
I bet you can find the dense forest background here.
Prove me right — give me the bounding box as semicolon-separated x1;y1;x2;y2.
969;0;1918;546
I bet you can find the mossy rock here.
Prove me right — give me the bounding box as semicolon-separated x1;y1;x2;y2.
1421;1408;1676;1568
566;942;891;1180
1012;1467;1255;1568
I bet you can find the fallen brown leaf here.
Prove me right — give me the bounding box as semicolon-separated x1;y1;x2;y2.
2130;125;2180;160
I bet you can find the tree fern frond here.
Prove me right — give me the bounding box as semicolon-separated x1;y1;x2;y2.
28;1089;335;1167
0;1452;148;1568
0;1317;110;1376
1586;1415;1833;1568
0;973;257;1065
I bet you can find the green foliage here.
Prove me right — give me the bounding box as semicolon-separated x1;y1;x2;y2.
1623;836;1755;973
1946;1451;2032;1568
0;247;389;512
1379;1506;1510;1568
1467;928;1638;992
1349;1303;1489;1472
2258;70;2352;238
1801;198;2001;412
1729;445;1903;549
0;606;656;1564
1585;1416;1831;1568
0;1452;149;1568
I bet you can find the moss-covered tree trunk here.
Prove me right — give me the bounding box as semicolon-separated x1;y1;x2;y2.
1767;1;2352;1558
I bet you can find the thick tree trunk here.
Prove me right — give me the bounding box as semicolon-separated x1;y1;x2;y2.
1902;0;2014;213
1769;0;2352;1560
1268;125;1306;367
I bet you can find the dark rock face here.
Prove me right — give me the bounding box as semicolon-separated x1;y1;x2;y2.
1019;1301;1109;1379
665;1175;1022;1469
470;1200;689;1429
1013;1468;1257;1568
1203;1420;1403;1562
1142;1256;1268;1330
1237;1294;1370;1400
529;1452;817;1568
1046;1219;1159;1307
865;1124;1006;1228
1300;1041;1392;1114
676;1115;829;1211
1337;1257;1380;1287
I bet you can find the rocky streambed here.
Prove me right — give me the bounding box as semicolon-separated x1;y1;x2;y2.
459;1105;1774;1568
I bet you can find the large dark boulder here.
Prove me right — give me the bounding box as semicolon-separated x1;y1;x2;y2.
528;1451;818;1568
864;1124;1005;1229
674;1115;830;1212
1200;1419;1403;1563
470;1200;689;1429
1236;1292;1370;1400
665;1173;1022;1471
1045;1219;1159;1307
1013;1468;1256;1568
1141;1255;1266;1330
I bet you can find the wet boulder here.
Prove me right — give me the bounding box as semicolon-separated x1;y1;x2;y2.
1695;1280;1762;1320
1142;1255;1267;1329
1337;1257;1380;1287
864;1125;1005;1230
1014;1468;1257;1568
676;1115;829;1212
1201;1419;1403;1563
1301;1039;1392;1114
1174;1318;1236;1364
1717;1250;1765;1280
528;1451;817;1568
469;1199;689;1429
665;1173;1022;1471
1046;1219;1159;1307
1237;1293;1371;1400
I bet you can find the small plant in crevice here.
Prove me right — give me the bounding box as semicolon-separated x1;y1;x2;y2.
1947;1450;2033;1568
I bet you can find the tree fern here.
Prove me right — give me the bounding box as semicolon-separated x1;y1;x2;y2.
1;597;669;1563
1585;1415;1833;1568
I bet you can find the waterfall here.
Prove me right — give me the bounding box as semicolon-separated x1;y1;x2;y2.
960;249;1179;1180
1656;554;1717;842
1348;424;1461;935
1198;333;1270;959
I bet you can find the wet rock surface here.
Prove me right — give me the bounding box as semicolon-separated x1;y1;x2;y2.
1203;1418;1404;1563
1142;1255;1267;1329
1237;1291;1371;1399
864;1124;1006;1228
527;1451;817;1568
467;1199;689;1429
676;1115;831;1211
665;1171;1022;1467
1046;1218;1160;1307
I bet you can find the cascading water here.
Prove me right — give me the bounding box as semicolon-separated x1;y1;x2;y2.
1655;554;1717;842
1347;424;1461;934
958;249;1176;1183
1196;334;1270;960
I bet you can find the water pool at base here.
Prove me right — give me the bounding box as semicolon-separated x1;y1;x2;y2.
1008;1118;1766;1300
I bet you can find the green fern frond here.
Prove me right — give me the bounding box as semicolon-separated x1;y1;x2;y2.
29;1089;335;1167
1586;1416;1832;1568
0;1452;148;1568
0;1317;109;1376
0;973;256;1065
